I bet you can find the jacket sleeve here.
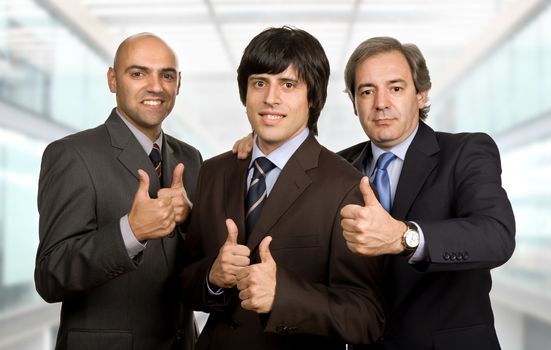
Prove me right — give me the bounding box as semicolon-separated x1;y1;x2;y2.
263;185;385;345
179;162;235;313
34;140;138;303
420;133;516;272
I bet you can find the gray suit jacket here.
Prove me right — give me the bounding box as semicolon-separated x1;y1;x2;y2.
35;109;202;350
181;134;385;350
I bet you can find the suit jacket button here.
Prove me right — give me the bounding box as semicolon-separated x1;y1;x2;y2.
230;320;239;330
443;252;450;260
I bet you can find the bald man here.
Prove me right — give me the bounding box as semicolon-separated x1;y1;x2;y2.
35;33;202;350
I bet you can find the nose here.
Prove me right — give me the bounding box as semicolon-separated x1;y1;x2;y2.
146;74;163;93
264;85;280;105
375;90;389;110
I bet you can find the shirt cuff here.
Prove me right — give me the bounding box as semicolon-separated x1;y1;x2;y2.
206;274;225;296
408;221;427;264
120;215;147;259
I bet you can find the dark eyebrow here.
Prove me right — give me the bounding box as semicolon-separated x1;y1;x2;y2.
248;74;300;83
389;78;407;85
357;78;407;90
124;65;148;73
357;83;375;90
160;68;178;75
124;65;178;74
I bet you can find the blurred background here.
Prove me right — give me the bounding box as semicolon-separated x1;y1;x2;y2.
0;0;550;349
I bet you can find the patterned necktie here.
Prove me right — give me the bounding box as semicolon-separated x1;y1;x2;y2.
245;157;276;236
149;143;162;178
372;152;397;212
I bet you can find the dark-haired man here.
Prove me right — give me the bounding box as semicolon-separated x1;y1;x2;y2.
338;37;515;349
233;36;516;350
180;27;384;350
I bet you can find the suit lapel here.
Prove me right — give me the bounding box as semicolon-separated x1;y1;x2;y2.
391;122;439;219
350;142;372;174
105;109;160;197
224;158;250;245
246;135;318;252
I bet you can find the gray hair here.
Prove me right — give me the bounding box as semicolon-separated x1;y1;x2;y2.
344;36;431;120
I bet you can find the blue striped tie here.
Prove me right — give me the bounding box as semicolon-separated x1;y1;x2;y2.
373;152;396;212
245;157;276;236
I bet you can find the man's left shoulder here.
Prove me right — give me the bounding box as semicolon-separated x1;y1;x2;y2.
165;134;202;160
435;130;496;147
318;146;363;180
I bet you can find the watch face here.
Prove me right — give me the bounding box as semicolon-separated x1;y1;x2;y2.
405;231;419;248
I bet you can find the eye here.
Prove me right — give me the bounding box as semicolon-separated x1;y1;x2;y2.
129;71;145;78
283;82;295;89
253;80;266;88
359;89;373;96
391;86;402;92
162;73;176;81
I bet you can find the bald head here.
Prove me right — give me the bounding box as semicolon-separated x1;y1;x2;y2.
107;32;181;141
113;32;179;72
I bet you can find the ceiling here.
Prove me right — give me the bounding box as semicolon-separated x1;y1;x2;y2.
73;0;520;156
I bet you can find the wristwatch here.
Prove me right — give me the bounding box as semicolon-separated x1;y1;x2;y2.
401;221;419;255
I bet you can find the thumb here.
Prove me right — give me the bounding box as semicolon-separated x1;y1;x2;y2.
360;176;378;207
171;163;184;188
259;236;274;264
225;218;238;245
136;169;151;198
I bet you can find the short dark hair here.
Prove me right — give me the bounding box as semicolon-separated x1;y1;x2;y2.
237;26;330;135
344;36;432;120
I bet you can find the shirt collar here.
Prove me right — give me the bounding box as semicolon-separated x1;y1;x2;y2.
249;127;310;170
116;109;163;155
370;123;419;163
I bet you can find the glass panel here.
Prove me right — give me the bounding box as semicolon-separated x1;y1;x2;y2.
0;128;45;312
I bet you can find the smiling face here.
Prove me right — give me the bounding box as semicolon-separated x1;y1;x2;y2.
246;65;310;155
107;35;180;141
354;50;427;150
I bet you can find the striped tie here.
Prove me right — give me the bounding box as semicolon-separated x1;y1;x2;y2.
245;157;276;236
149;143;162;178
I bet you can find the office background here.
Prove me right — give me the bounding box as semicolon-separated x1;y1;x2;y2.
0;0;550;348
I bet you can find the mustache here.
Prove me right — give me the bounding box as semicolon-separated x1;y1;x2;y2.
373;109;395;119
141;92;168;100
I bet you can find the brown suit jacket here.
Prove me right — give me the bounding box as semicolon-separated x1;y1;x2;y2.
181;134;384;350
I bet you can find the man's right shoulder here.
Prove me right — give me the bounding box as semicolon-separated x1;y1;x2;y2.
51;123;106;144
337;141;368;163
44;124;108;156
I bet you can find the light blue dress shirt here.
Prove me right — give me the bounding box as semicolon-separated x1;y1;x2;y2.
207;127;310;295
367;124;427;263
247;127;310;194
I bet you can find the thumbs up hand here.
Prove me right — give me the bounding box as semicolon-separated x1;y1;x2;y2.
209;219;251;289
236;236;276;314
129;169;176;241
158;163;192;224
340;176;407;256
